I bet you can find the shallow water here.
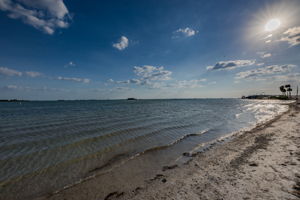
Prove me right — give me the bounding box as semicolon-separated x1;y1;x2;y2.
0;99;288;199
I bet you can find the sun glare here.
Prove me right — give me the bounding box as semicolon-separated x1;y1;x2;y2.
265;18;281;31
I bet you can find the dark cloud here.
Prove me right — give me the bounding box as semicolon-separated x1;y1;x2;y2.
207;60;255;71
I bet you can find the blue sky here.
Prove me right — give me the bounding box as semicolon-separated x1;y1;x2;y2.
0;0;300;100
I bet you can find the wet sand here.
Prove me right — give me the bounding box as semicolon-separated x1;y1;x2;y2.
36;103;300;200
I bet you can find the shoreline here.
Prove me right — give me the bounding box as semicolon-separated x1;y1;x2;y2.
112;103;300;200
30;101;299;200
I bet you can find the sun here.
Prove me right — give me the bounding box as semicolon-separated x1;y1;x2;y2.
265;18;281;32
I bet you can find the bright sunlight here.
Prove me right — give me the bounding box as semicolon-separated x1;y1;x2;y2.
265;18;281;31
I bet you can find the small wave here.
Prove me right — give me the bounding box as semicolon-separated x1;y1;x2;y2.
0;122;203;186
243;100;289;124
1;99;293;199
187;101;292;157
22;128;211;196
235;113;243;119
136;129;210;156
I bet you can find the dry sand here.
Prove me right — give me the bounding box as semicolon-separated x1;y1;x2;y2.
38;103;300;200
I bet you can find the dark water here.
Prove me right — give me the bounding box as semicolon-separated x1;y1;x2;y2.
0;99;288;199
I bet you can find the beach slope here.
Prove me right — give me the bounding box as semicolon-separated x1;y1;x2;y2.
111;104;300;200
38;104;300;200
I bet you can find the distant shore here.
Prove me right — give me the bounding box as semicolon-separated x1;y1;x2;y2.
32;102;300;200
0;99;29;102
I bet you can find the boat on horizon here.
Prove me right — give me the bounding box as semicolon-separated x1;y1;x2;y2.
127;98;137;101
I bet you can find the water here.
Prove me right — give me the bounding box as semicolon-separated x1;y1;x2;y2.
0;99;288;199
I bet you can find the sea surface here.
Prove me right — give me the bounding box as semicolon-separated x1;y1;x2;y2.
0;99;289;199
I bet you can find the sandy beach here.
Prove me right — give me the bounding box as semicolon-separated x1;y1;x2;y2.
33;102;300;200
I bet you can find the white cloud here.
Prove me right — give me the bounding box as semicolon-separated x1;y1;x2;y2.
114;87;131;91
25;71;42;77
262;53;271;58
0;0;70;34
145;81;166;89
108;78;141;84
2;84;68;92
265;40;271;43
120;79;142;84
0;66;43;78
64;61;76;68
108;65;172;89
238;73;300;83
270;73;300;82
207;60;255;71
146;78;207;89
264;34;272;39
113;36;129;50
256;63;264;66
168;79;206;89
257;52;271;58
2;84;28;90
173;27;198;38
235;64;296;80
280;26;300;46
57;76;90;83
0;66;22;76
133;65;172;81
108;65;209;89
4;84;19;89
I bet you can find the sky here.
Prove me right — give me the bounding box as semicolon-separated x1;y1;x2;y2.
0;0;300;100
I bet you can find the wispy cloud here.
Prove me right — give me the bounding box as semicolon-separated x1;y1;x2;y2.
262;53;271;58
108;65;172;88
173;27;198;38
0;66;22;76
3;84;19;89
280;26;300;47
256;63;264;66
133;65;172;81
146;79;207;89
265;40;271;44
207;60;255;71
0;66;43;78
2;84;69;92
270;73;300;83
257;52;271;58
114;87;131;91
108;65;208;89
113;36;129;50
168;79;206;89
57;76;90;83
25;71;42;77
0;0;70;34
264;34;272;39
111;79;142;84
235;64;296;80
64;61;76;68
